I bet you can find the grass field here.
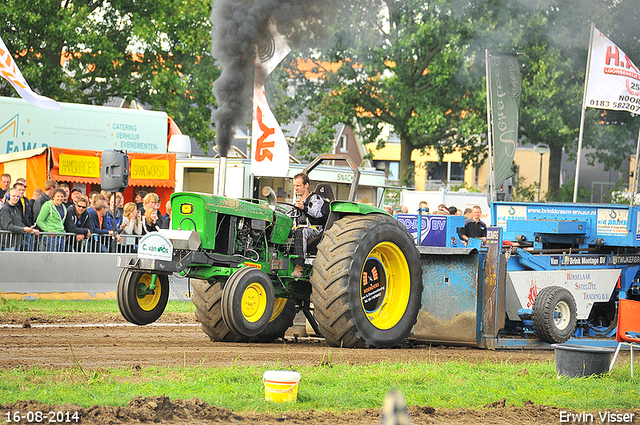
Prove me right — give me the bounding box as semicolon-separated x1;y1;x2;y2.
0;298;196;315
0;361;638;412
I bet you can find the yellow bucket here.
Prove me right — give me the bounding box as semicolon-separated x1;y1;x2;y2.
263;370;301;402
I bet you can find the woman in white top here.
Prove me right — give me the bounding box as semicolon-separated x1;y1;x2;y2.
120;202;142;235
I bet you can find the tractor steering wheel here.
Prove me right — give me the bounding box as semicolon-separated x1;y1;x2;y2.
276;201;301;218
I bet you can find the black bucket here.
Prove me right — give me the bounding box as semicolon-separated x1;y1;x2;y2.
552;344;614;378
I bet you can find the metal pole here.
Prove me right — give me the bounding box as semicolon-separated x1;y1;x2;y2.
416;209;422;247
573;109;588;203
485;49;495;203
110;194;117;253
538;154;543;202
573;24;596;203
629;125;640;207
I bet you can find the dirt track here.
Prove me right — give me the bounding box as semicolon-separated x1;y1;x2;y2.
0;311;635;424
0;311;556;369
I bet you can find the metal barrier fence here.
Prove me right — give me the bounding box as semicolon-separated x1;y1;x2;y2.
0;230;143;253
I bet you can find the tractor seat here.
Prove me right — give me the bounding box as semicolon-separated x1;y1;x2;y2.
307;183;334;256
315;182;335;202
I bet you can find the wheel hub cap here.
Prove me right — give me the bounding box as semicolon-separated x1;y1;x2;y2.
242;282;267;323
136;274;161;311
555;301;571;330
360;241;410;330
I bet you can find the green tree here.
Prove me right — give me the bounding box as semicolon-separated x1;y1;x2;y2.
486;1;640;194
281;0;490;184
0;0;217;148
511;176;537;202
279;0;640;194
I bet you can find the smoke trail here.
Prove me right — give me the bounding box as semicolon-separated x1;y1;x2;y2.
210;0;345;157
211;1;260;157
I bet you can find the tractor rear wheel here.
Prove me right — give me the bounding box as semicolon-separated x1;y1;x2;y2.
251;298;297;342
193;279;295;343
310;214;423;348
117;269;169;325
192;279;244;342
532;286;577;344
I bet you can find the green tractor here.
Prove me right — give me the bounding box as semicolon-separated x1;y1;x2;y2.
117;154;423;348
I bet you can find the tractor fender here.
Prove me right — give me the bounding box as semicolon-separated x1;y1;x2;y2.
326;201;387;231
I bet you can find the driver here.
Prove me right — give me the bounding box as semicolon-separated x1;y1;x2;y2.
291;172;326;279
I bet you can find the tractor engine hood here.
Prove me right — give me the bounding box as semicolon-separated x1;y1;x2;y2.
170;192;292;250
173;192;277;223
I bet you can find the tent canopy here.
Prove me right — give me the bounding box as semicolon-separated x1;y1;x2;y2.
50;147;176;188
0;147;176;198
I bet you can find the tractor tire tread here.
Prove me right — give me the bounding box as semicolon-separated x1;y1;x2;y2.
192;279;245;342
310;214;422;348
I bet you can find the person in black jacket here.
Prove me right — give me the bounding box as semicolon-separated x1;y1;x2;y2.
65;195;93;252
0;189;39;250
12;180;33;226
159;201;171;229
460;205;487;245
142;207;160;234
0;173;11;201
290;173;327;278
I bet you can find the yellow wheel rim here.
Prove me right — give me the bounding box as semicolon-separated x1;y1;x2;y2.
241;282;268;323
360;241;410;329
270;297;287;322
136;274;162;311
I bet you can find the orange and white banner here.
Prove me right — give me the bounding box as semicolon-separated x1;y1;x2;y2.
251;22;290;177
585;26;640;114
0;35;60;110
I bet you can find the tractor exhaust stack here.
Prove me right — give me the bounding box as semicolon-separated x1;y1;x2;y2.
217;156;227;196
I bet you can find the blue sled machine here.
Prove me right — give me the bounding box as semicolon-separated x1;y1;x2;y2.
403;202;640;349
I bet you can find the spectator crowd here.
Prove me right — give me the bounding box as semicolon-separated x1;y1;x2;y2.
0;173;171;252
0;172;488;251
385;201;487;245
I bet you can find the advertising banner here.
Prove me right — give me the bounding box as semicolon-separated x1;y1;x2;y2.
251;22;290;177
395;213;448;247
585;26;640;114
0;35;60;110
487;52;522;190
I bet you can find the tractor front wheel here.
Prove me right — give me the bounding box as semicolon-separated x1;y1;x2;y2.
117;269;169;325
251;298;297;342
221;267;275;338
193;278;296;343
310;214;423;348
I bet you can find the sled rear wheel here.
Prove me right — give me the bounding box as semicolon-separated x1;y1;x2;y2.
532;286;577;344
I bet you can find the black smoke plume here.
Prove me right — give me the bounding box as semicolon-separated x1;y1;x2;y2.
210;0;342;157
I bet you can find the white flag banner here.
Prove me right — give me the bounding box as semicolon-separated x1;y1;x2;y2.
585;26;640;114
251;86;290;176
0;35;61;110
251;22;290;177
